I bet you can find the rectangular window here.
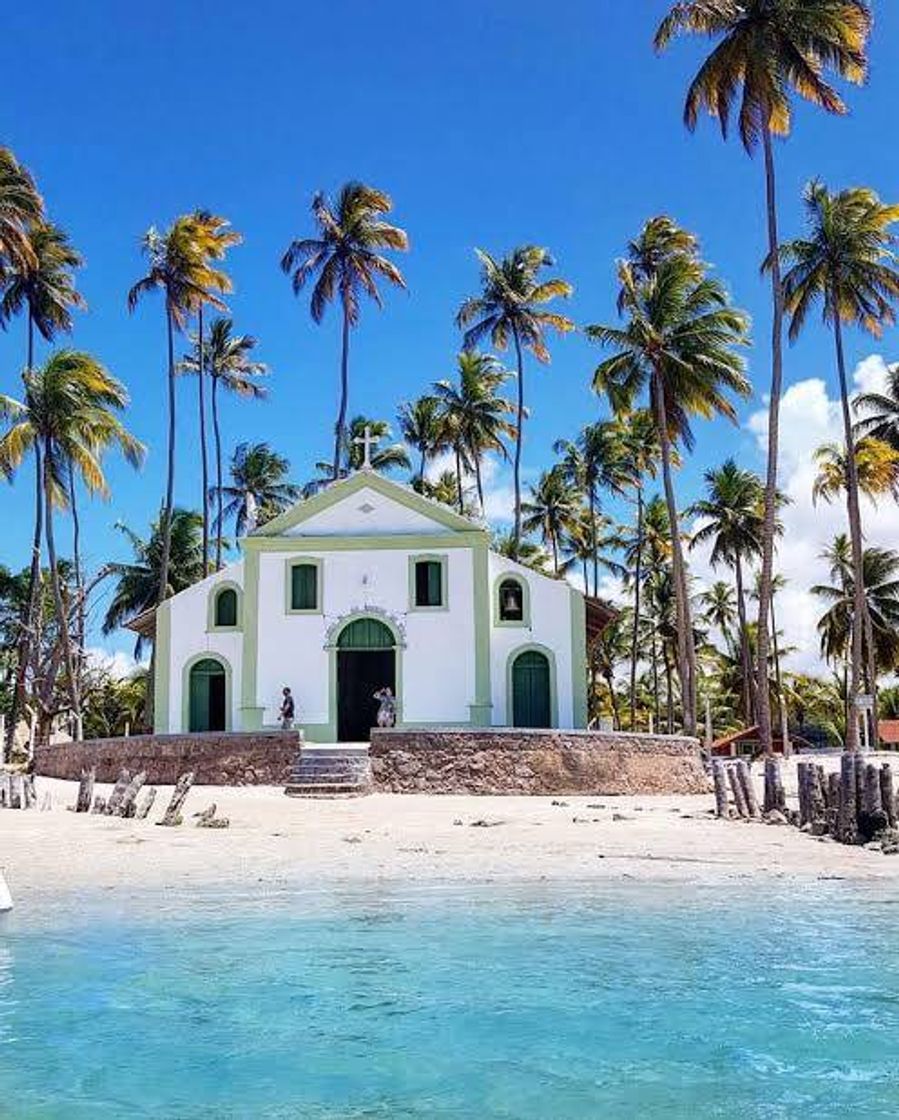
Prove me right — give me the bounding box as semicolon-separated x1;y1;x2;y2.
414;560;443;608
291;563;318;611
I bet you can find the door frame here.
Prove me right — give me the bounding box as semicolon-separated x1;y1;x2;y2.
326;611;405;739
182;653;233;732
506;643;558;728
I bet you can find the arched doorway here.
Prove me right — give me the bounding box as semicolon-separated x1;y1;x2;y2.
336;618;397;742
511;650;552;728
188;658;227;732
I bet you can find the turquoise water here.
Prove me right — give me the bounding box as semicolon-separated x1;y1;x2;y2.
1;882;899;1118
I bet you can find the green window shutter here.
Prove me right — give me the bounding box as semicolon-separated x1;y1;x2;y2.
415;560;443;607
291;564;318;610
215;588;237;627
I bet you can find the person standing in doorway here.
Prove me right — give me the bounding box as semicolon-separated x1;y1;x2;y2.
279;687;295;730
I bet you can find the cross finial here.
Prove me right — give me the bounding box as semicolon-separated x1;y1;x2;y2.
352;425;379;471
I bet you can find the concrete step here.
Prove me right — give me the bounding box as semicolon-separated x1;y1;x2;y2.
285;745;371;798
284;781;370;798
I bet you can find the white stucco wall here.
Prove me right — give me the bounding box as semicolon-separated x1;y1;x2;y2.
166;563;245;732
254;545;477;728
487;555;575;727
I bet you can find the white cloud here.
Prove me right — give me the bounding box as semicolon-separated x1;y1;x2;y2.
85;647;145;679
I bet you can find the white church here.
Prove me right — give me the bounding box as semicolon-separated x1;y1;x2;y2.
146;466;611;741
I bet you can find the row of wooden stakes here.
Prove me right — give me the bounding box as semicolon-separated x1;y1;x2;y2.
71;769;228;828
0;771;44;810
712;754;899;847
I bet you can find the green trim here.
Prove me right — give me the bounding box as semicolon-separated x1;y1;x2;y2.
471;539;493;726
326;610;405;740
182;652;234;733
206;579;243;633
570;588;588;729
493;571;531;628
505;643;559;729
243;531;486;554
284;556;324;614
407;553;449;612
252;469;482;537
153;600;172;734
240;548;264;730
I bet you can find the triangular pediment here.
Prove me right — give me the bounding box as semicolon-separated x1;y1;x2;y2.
252;471;485;539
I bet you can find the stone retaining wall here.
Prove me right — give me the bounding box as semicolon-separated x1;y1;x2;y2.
370;728;708;795
34;731;300;786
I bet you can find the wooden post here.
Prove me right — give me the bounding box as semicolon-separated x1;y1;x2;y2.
0;772;10;809
116;771;147;819
880;764;896;829
104;770;131;816
736;760;759;818
838;752;859;845
728;766;748;818
809;766;826;825
9;774;23;810
712;761;729;818
135;787;157;821
23;775;35;809
157;773;195;827
91;795;107;814
75;768;94;813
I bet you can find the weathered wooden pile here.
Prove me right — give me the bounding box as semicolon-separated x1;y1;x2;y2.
71;768;230;828
0;771;40;811
713;754;899;851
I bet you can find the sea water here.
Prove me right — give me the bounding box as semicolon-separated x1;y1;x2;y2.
1;881;898;1118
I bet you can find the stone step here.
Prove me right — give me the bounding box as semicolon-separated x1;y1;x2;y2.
284;781;370;798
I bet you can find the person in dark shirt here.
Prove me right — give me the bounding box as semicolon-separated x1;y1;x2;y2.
279;687;295;730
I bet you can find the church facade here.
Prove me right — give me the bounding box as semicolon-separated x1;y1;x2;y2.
151;471;605;741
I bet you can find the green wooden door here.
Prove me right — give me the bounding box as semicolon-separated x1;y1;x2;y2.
511;651;551;728
189;658;226;732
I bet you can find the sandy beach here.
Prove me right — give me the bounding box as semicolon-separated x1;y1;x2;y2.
1;756;898;907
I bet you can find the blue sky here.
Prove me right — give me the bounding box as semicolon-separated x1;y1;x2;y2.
2;1;898;662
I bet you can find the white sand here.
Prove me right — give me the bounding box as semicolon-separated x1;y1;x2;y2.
2;756;898;907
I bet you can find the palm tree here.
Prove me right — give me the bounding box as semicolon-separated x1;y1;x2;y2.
0;147;43;280
0;351;144;729
419;469;478;518
521;467;580;575
688;459;767;724
0;220;84;751
813;536;899;699
700;581;738;646
855;362;899;448
397;395;446;481
281;182;408;478
553;421;630;597
104;510;206;660
656;0;872;754
491;530;551;574
588;224;750;736
128;214;232;602
184;213;241;573
592;614;630;730
813;438;899;506
434;352;516;514
343;416;411;474
181;316;268;569
561;508;625;593
778;181;899;748
457;246;574;556
215;442;301;538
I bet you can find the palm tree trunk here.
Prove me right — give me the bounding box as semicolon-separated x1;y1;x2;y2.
629;485;644;730
419;448;427;482
605;670;621;731
197;304;209;575
651;618;661;730
589;485;599;598
551;530;559;576
8;312;40;758
69;469;85;705
511;325;525;560
474;456;486;515
157;305;177;605
833;312;865;752
755;123;787;756
770;593;788;753
212;374;224;570
454;446;464;514
43;437;80;730
332;306;350;479
663;644;674;734
734;556;753;725
651;371;697;736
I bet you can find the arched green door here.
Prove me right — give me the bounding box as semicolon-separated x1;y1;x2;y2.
511;651;551;728
188;658;227;732
337;619;396;742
